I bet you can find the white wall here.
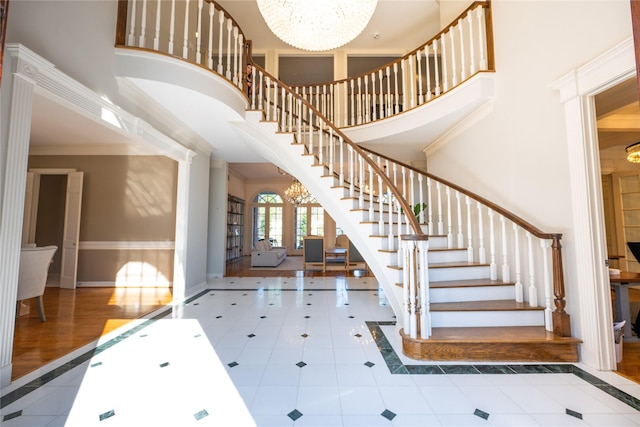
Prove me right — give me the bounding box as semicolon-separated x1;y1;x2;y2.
426;0;632;366
207;160;228;279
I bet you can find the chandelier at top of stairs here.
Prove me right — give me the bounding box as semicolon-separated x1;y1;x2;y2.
256;0;379;51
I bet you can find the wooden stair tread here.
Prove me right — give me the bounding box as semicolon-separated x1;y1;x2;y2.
430;279;515;288
427;326;581;343
431;299;544;311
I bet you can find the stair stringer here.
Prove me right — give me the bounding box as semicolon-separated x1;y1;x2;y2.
232;112;408;328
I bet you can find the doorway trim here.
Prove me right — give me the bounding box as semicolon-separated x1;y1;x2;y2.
551;36;636;370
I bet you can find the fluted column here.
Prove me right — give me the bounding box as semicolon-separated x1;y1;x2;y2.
0;51;37;387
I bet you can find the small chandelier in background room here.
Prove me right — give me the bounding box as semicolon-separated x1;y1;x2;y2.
256;0;379;51
284;178;310;205
626;142;640;163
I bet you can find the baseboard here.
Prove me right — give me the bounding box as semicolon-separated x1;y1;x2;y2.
76;281;173;288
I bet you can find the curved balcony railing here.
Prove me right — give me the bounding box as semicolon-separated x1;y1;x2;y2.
289;1;494;128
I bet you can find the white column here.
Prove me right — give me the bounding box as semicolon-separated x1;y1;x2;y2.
0;52;38;387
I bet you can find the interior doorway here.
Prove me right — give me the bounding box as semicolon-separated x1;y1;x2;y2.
23;168;83;289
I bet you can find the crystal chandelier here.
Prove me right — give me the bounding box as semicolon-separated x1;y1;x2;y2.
283;178;310;205
256;0;379;51
627;142;640;163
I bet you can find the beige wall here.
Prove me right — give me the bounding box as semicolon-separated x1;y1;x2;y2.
28;155;178;285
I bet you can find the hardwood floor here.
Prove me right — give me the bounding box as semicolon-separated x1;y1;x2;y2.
10;256;639;385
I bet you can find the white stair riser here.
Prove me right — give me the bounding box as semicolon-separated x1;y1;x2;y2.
429;266;490;281
428;250;467;263
430;285;515;303
428;236;448;249
431;310;545;327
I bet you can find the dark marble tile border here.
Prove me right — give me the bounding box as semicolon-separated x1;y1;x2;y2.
366;321;640;411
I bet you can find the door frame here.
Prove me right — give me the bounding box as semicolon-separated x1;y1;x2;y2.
24;168;82;289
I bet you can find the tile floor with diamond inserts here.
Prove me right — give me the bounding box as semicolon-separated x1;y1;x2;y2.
2;275;640;426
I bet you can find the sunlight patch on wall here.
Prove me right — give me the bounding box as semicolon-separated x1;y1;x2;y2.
115;261;171;287
125;158;175;217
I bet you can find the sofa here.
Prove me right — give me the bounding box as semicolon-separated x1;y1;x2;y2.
251;239;287;267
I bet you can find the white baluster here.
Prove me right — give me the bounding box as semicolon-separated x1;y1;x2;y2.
446;187;453;248
357;77;363;124
349;146;355;198
349;80;355;126
207;3;214;68
409;54;415;108
513;224;523;302
363;75;369;123
441;33;449;91
257;70;263;111
225;18;232;79
451;21;459;85
436;181;444;235
232;27;239;84
500;216;510;282
195;0;203;64
477;202;486;263
358;157;365;208
128;0;138;46
424;46;432;101
541;240;553;331
466;196;473;262
477;6;488;70
417;50;424;105
138;0;147;48
339;136;345;187
238;34;244;89
456;191;463;248
527;232;537;307
308;110;314;153
217;11;224;74
401;166;407;199
433;40;440;96
378;69;384;118
280;88;286;130
417;238;431;338
427;177;434;234
488;209;497;280
297;99;302;143
409;170;416;212
169;0;176;54
418;174;425;226
393;63;399;114
287;91;293;131
380;178;386;241
182;0;190;59
368;74;375;122
329;128;334;176
401;58;407;113
385;67;392;116
154;0;162;51
265;76;271;120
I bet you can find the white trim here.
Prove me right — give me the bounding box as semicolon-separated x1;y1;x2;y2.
78;241;175;250
28;168;76;175
550;36;634;371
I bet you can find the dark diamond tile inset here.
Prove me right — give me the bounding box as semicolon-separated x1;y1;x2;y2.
194;409;209;421
260;316;266;319
364;361;375;368
474;408;489;420
301;333;309;338
159;362;170;368
381;409;396;420
566;408;583;419
227;361;239;368
99;409;115;421
288;409;303;421
90;362;102;368
304;316;311;319
354;333;362;338
2;410;21;422
247;334;256;338
296;361;307;368
348;315;355;319
216;316;222;319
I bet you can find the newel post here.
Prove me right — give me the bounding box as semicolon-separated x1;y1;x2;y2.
401;234;430;339
551;235;571;337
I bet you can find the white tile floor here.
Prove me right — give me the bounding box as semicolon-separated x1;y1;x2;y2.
2;275;640;426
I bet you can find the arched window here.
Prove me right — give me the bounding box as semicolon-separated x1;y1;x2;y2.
252;191;284;248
